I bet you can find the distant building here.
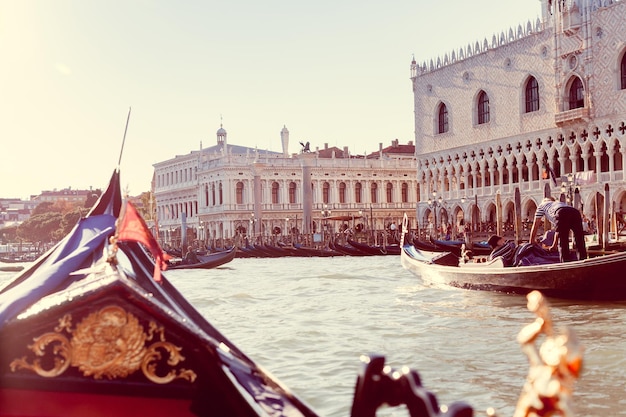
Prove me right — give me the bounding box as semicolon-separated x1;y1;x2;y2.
31;188;94;205
0;187;97;231
153;125;418;248
411;0;626;235
0;198;37;229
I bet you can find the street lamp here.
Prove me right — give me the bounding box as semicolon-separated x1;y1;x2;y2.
427;191;443;238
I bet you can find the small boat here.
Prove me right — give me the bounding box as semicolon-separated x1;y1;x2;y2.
400;214;626;301
293;244;342;257
347;238;400;256
0;169;585;416
329;240;372;256
167;247;236;270
0;265;25;272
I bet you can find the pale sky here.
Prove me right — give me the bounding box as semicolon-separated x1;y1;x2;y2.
0;0;542;200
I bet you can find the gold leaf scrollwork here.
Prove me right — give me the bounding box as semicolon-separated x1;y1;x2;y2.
9;305;197;384
10;332;71;378
142;341;197;384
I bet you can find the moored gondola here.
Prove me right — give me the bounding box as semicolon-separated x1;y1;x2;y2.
167;247;236;270
347;238;401;256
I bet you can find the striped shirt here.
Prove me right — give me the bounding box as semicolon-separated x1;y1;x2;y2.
488;240;516;266
534;201;568;224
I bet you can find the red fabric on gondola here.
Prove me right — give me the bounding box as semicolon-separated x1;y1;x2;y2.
117;201;170;282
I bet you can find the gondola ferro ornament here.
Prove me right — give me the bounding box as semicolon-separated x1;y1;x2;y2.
514;291;584;417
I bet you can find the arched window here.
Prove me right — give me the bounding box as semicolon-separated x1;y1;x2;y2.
621;53;626;90
386;182;393;203
218;183;223;205
600;142;609;173
437;103;449;134
211;184;216;206
235;182;244;205
370;182;378;203
568;77;584;109
271;182;280;204
477;91;490;124
355;182;362;203
401;183;409;203
323;182;330;204
339;182;346;203
613;139;623;171
289;182;297;204
525;76;539;113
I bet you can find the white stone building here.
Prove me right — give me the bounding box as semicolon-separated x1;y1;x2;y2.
412;0;626;236
153;125;418;248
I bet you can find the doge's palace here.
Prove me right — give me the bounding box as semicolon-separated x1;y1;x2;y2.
411;0;626;236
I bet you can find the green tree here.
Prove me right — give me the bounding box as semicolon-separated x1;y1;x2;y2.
31;201;55;216
17;212;63;246
0;225;18;244
138;191;155;220
58;208;90;238
84;190;102;209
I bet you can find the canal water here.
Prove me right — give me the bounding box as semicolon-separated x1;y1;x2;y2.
1;255;625;416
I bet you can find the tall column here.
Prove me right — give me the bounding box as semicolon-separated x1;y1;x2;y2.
252;162;264;235
301;156;315;234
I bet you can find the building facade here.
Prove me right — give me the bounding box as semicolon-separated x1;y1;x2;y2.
411;0;626;237
153;126;418;248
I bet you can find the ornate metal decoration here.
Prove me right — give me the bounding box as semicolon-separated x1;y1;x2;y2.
514;291;584;417
10;305;197;384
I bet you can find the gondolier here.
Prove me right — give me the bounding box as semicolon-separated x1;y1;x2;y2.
529;197;587;263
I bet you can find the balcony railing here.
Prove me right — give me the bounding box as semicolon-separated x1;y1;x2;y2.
555;107;589;125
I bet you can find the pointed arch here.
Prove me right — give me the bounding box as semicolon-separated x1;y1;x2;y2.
563;147;573;174
524;75;540;113
437;102;449;134
511;156;520;184
587;144;597;173
477;90;490;124
599;141;610;172
551;150;561;178
572;143;584;172
613;139;623;171
621;49;626;90
567;76;585;110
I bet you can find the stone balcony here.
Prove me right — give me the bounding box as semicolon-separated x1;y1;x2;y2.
555;107;589;125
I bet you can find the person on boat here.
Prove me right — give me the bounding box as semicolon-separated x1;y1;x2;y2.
183;245;200;265
529;197;587;262
487;234;516;266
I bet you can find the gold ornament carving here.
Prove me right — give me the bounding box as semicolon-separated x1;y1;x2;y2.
10;306;197;384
